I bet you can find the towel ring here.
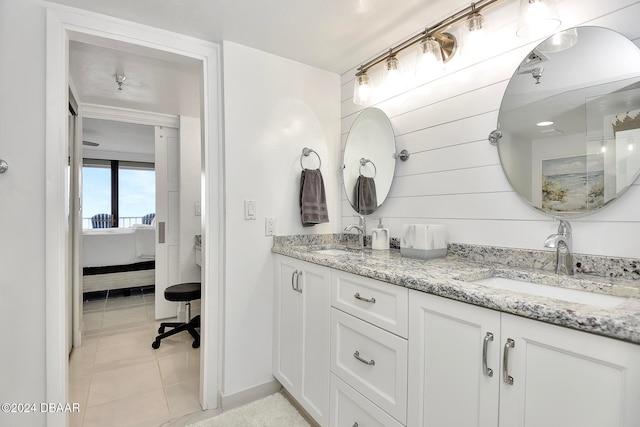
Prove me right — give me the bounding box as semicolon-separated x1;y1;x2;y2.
359;158;377;178
300;147;321;170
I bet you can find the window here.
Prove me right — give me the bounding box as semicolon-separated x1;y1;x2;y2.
82;159;155;228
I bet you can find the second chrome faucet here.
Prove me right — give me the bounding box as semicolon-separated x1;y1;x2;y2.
544;217;574;276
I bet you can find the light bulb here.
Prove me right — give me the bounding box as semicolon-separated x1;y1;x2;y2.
415;37;444;79
516;0;561;39
384;55;404;94
465;12;487;62
537;28;579;53
353;72;374;105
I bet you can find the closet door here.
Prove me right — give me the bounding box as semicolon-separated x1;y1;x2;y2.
155;126;181;319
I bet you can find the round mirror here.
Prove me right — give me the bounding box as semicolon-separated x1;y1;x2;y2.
343;108;396;215
496;26;640;217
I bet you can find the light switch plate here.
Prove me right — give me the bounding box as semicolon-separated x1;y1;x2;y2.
244;200;256;220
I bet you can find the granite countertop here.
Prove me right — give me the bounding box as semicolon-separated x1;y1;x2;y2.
272;241;640;344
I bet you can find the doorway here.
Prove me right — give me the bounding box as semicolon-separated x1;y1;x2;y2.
45;7;223;426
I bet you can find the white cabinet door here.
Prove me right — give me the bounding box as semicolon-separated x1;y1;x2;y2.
273;256;330;426
408;290;501;427
299;261;331;425
273;259;302;392
499;313;640;427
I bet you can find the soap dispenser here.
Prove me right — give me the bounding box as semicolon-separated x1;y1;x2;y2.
371;218;390;250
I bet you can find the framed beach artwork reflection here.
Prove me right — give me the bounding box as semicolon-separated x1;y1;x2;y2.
541;154;605;213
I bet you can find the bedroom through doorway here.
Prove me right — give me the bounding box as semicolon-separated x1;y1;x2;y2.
80;118;158;335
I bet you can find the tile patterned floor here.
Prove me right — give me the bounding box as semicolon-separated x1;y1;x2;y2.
69;288;202;427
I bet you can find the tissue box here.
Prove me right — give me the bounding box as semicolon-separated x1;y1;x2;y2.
400;224;447;260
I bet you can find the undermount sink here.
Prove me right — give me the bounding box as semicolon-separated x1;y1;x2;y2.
472;276;626;308
313;248;355;256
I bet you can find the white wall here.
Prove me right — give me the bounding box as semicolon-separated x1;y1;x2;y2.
340;0;640;259
0;0;47;425
221;41;340;396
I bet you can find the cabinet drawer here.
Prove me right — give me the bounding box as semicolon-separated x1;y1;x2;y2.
331;308;407;424
330;374;404;427
332;270;408;337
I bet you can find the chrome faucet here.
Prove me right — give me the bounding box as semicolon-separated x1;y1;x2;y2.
344;214;367;250
544;217;574;276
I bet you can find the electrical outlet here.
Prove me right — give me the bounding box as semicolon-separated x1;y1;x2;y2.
265;217;276;236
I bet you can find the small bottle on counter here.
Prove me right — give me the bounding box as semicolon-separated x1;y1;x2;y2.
371;218;390;250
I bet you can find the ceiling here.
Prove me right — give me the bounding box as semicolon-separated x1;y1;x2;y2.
60;0;472;153
52;0;467;74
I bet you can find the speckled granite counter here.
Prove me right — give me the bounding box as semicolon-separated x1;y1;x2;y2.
272;235;640;344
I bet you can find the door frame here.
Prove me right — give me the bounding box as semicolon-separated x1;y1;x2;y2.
45;6;224;426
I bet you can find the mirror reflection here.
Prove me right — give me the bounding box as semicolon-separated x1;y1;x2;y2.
496;26;640;217
343;107;396;214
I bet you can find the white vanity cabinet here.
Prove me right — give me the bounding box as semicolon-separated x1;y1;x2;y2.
330;270;409;426
273;255;331;426
408;290;640;427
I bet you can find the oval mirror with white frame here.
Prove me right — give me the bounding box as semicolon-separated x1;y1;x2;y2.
344;107;396;215
495;26;640;217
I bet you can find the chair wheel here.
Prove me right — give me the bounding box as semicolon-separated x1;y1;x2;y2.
192;340;200;349
152;340;160;349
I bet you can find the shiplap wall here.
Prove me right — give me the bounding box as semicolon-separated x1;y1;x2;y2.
339;0;640;259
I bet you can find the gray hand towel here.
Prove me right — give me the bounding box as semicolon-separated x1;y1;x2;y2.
355;175;377;215
300;168;329;227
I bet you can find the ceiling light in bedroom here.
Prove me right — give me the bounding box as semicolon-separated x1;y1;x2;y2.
115;73;127;90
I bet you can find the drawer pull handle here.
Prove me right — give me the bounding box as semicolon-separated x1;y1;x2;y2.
353;350;375;366
482;332;494;377
354;293;376;304
295;271;302;293
503;338;515;385
353;423;359;427
291;270;302;293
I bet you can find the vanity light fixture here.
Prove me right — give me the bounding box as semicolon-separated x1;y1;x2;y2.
516;0;561;39
536;121;554;126
352;0;509;105
352;0;564;104
115;73;127;90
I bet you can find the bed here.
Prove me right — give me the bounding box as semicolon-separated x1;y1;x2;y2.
82;224;156;293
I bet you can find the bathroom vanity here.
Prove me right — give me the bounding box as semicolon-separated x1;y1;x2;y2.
272;237;640;427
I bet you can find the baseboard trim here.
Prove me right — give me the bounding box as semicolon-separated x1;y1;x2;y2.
219;378;282;411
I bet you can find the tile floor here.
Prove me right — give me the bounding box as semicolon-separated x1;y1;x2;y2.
69;287;204;427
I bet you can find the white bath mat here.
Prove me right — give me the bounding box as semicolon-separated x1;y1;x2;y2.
186;393;310;427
